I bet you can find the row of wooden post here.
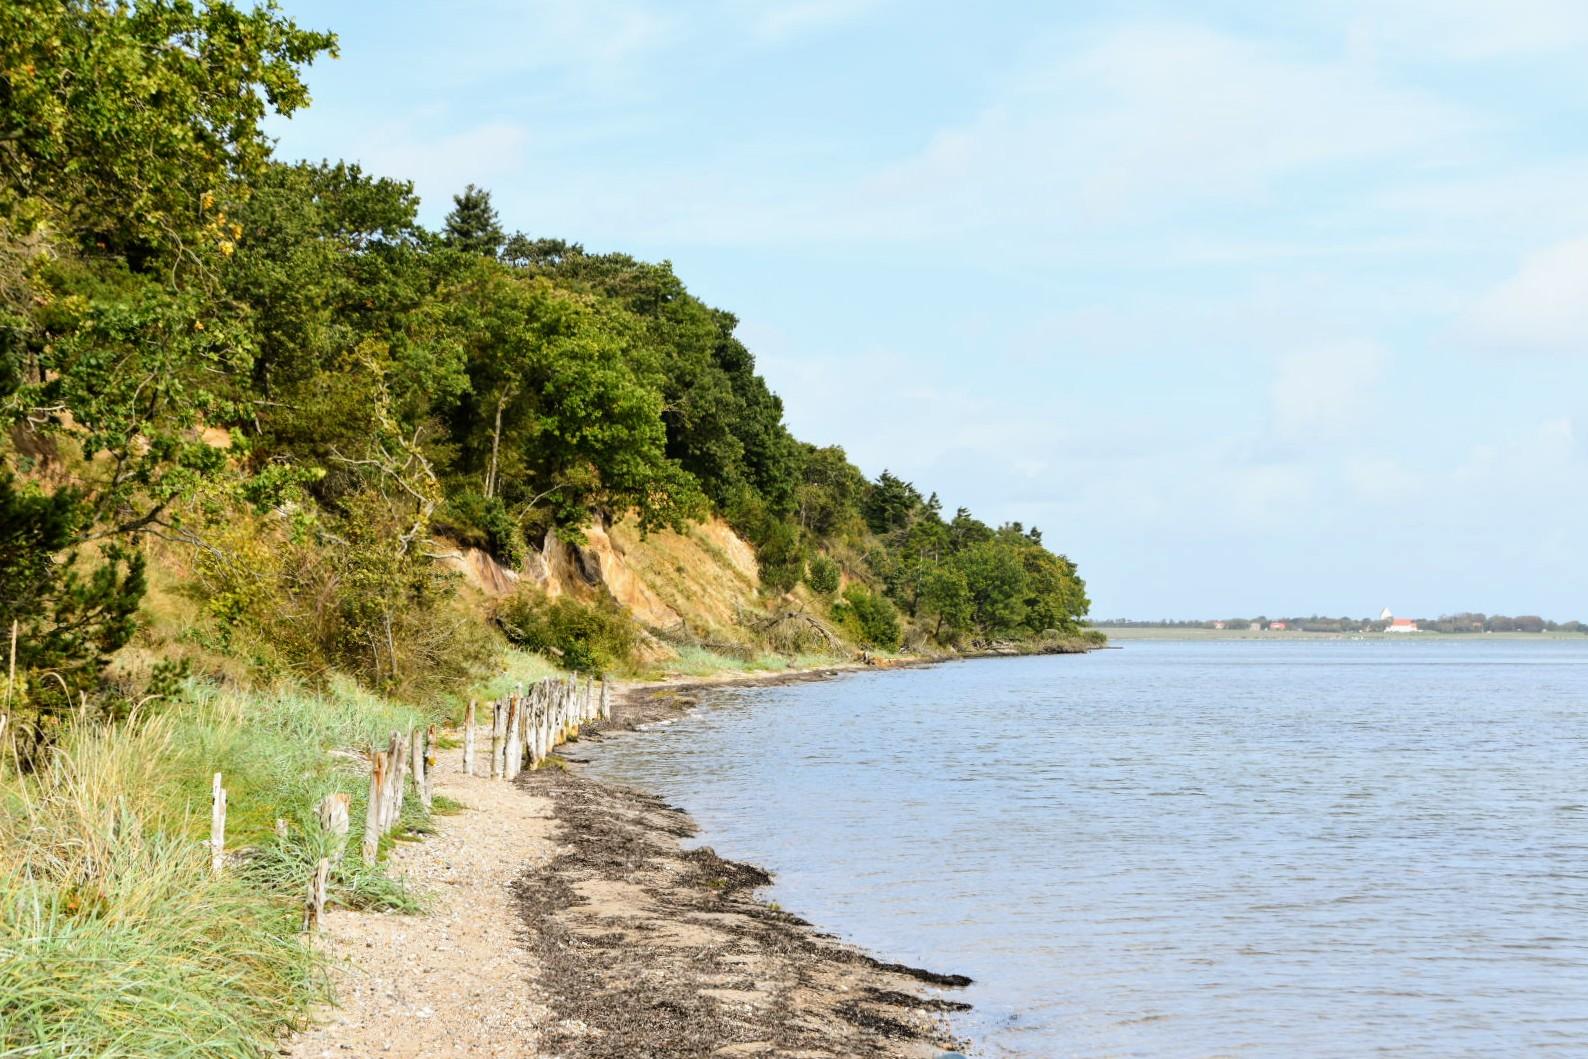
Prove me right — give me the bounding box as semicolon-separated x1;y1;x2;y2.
462;675;610;780
208;724;436;933
206;679;603;930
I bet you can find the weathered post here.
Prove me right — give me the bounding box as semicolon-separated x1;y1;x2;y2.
411;727;431;811
463;699;477;776
490;701;505;779
504;694;522;781
303;856;331;932
382;731;406;833
362;751;386;865
600;678;611;722
318;792;351;863
210;772;227;876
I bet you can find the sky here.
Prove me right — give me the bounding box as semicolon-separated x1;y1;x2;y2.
267;0;1588;620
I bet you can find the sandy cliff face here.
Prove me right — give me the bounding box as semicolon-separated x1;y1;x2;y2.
437;516;763;642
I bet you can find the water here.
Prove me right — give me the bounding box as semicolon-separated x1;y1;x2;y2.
580;640;1588;1057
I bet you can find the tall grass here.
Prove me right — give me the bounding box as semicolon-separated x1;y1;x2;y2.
655;644;842;679
465;648;561;711
0;678;436;1057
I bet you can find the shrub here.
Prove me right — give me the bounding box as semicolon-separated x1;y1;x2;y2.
805;554;840;596
432;489;524;567
494;591;637;674
832;585;901;650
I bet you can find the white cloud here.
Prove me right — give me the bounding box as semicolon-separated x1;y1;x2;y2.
1468;238;1588;354
1269;340;1385;440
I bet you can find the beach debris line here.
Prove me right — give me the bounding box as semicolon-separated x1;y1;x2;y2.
461;675;609;780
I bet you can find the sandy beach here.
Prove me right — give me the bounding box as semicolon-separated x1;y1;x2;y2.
286;670;970;1058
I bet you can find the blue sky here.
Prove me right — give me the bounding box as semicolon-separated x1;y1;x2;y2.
269;0;1588;620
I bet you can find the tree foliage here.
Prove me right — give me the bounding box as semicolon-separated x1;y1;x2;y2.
0;0;1093;727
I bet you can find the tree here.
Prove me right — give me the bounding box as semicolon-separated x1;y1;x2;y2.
955;540;1030;637
921;564;972;641
444;184;505;257
0;472;145;740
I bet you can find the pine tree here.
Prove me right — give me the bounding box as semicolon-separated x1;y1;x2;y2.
444;184;505;257
0;472;146;731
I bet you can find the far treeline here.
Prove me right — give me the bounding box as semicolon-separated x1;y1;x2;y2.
1096;615;1587;633
0;1;1093;746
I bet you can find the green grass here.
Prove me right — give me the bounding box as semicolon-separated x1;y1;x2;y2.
652;644;845;679
0;678;437;1057
464;648;562;714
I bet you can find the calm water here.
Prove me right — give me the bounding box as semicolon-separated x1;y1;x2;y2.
581;640;1588;1057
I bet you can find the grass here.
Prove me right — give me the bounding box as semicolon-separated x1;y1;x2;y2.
652;644;845;679
0;677;440;1057
464;648;562;714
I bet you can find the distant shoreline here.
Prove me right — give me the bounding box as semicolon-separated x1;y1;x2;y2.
1092;626;1588;641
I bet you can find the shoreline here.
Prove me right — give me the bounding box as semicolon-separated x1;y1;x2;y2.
285;659;976;1058
518;673;974;1057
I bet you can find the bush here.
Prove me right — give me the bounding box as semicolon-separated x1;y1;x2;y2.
832;585;901;650
432;489;524;567
805;554;840;596
494;591;636;674
187;494;496;698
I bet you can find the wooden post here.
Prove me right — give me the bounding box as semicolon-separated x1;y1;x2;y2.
583;675;593;722
303;857;331;932
504;695;522;781
362;751;386;865
600;679;611;722
318;792;351;862
489;701;504;779
410;727;431;812
386;731;407;832
463;699;477;776
210;772;227;876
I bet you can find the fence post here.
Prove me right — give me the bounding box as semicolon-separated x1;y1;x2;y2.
362;751;386;865
504;695;522;781
490;701;504;779
210;772;227;876
411;727;430;812
600;678;611;722
318;792;351;863
463;699;477;776
303;857;331;932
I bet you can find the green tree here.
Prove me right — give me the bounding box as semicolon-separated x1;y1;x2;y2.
920;564;972;641
0;472;145;738
956;540;1030;637
444;184;505;258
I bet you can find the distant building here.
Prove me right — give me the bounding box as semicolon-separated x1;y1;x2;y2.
1387;616;1420;633
1249;621;1263;631
1379;607;1394;622
1212;620;1227;630
1269;620;1288;631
